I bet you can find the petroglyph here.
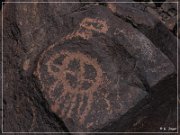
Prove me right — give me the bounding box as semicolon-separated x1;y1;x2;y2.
80;18;108;34
63;29;93;40
63;17;108;40
35;47;109;126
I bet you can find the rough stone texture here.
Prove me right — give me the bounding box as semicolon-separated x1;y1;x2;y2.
1;0;178;134
34;35;147;132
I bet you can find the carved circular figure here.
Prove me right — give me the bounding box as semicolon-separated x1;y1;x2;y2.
34;37;147;132
36;46;107;126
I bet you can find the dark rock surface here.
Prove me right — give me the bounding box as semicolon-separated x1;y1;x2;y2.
1;0;178;134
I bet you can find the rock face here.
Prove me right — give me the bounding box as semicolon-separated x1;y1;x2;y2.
2;0;178;133
34;33;147;132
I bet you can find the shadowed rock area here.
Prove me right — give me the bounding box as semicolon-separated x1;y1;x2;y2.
1;0;178;134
